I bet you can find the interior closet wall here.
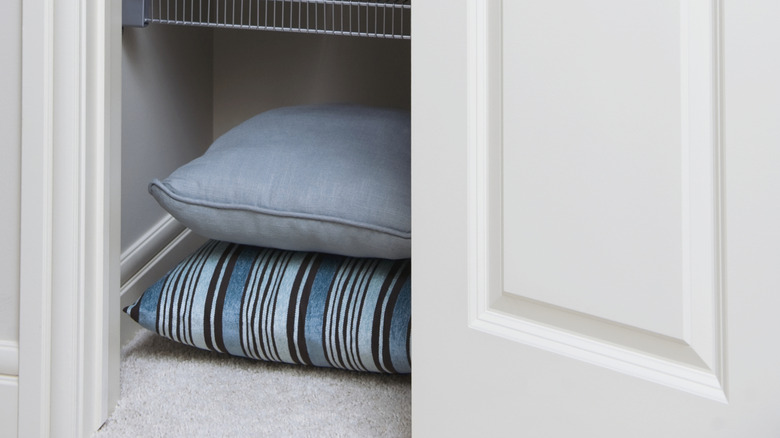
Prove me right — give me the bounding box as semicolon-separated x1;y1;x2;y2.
121;24;214;258
212;30;411;137
121;24;411;279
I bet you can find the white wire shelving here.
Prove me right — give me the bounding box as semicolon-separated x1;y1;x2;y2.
126;0;411;40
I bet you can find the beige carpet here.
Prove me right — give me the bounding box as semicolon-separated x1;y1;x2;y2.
94;330;411;437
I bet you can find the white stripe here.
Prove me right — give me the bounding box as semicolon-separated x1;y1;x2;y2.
261;252;282;361
268;251;295;363
244;248;272;359
157;252;190;338
349;259;378;371
324;259;353;367
178;241;215;345
342;259;370;370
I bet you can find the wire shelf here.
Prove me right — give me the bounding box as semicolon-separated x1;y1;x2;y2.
145;0;411;40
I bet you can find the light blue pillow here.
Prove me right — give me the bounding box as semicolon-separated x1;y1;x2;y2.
150;104;411;259
124;240;411;373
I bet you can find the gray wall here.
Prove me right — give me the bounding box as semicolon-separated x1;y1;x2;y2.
0;0;21;345
213;30;411;137
121;27;411;255
121;25;214;254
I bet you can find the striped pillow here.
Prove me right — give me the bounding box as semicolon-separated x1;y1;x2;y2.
124;240;411;373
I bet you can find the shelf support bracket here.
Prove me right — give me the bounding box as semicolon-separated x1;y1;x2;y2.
123;0;151;28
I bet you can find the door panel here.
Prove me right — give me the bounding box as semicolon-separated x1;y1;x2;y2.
0;377;18;438
502;0;684;338
412;0;780;436
473;0;722;400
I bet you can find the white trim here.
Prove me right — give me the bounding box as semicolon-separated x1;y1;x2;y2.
0;341;19;376
18;0;54;435
471;309;726;403
120;228;207;347
105;0;124;420
18;1;120;436
467;0;725;402
120;214;186;285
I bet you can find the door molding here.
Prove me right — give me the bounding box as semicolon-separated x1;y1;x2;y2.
18;0;121;436
466;0;726;402
0;341;19;376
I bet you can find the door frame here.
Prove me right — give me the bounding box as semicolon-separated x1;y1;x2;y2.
17;0;121;436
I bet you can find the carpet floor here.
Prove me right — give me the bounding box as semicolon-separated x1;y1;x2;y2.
94;330;411;437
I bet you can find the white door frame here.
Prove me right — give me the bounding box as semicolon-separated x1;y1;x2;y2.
18;0;121;436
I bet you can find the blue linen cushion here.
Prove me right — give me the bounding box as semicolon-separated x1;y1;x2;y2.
149;104;411;259
124;240;412;374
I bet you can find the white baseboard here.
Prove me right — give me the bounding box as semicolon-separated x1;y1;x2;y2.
120;214;187;285
0;340;18;376
120;225;208;348
0;375;18;438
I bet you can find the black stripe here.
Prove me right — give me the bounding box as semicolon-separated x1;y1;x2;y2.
185;241;219;346
125;288;143;322
212;246;243;353
380;261;410;374
294;254;321;366
371;261;404;372
286;252;316;365
163;257;192;338
245;249;271;359
129;299;140;322
203;243;236;351
168;258;189;342
333;259;357;370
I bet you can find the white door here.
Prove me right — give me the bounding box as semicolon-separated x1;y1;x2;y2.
411;0;780;436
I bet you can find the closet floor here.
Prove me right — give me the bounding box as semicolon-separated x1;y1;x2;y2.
95;330;411;437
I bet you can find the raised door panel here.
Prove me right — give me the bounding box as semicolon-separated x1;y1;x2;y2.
501;0;684;338
0;377;18;438
469;0;723;401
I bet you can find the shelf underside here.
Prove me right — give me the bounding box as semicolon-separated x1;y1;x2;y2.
147;0;411;39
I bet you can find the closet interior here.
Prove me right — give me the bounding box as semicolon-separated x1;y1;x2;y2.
119;0;412;377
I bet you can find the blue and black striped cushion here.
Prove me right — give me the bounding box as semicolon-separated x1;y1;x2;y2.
124;240;411;373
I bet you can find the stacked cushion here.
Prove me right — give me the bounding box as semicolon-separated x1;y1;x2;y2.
149;104;411;259
125;104;412;373
125;240;411;373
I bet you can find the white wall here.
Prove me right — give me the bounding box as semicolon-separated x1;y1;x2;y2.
0;1;21;436
0;0;21;351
